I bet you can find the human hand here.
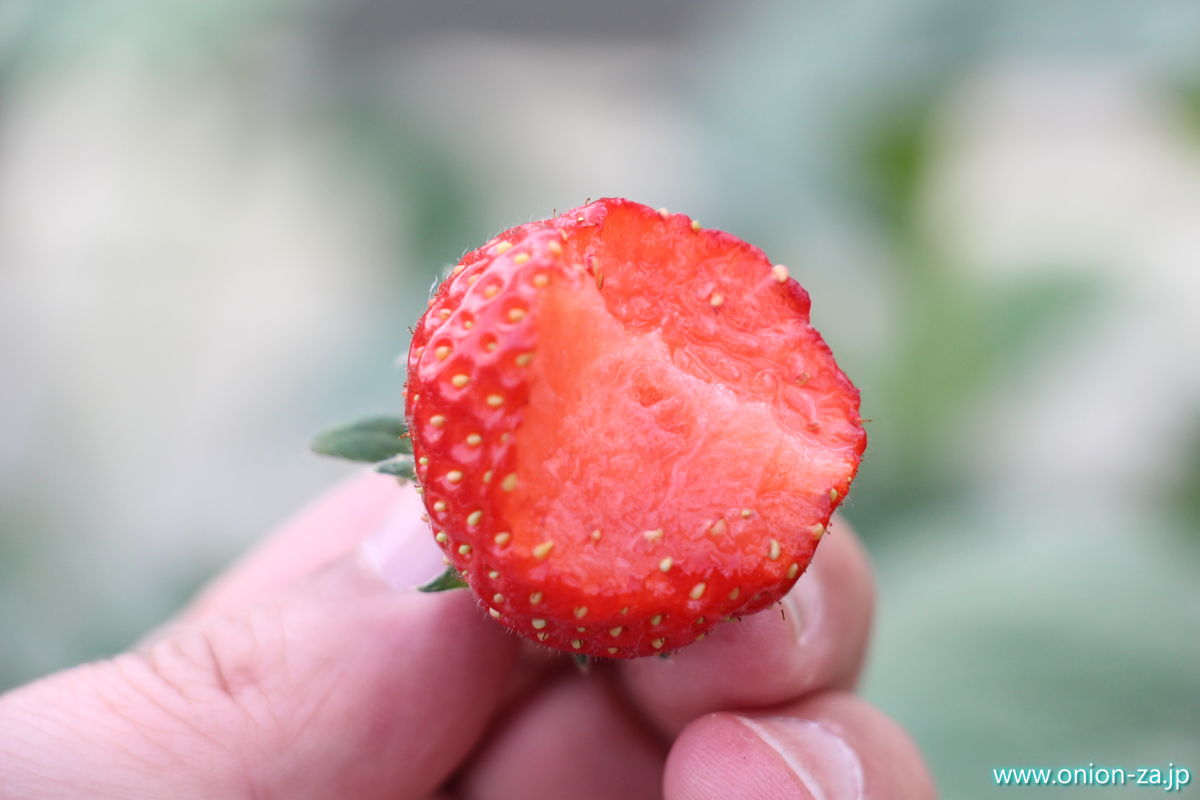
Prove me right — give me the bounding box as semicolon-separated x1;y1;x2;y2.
0;472;935;799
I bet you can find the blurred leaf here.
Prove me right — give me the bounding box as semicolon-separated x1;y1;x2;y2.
981;274;1103;366
311;416;409;462
860;100;938;234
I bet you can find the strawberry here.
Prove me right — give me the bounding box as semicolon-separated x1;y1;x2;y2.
391;198;865;659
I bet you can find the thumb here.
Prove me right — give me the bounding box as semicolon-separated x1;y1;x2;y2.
0;479;519;800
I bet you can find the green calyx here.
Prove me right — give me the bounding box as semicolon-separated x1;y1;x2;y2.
311;415;415;479
418;566;468;593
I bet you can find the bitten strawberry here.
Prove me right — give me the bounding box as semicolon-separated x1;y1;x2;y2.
395;198;865;659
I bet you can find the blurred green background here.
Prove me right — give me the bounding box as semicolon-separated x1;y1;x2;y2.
1;0;1198;795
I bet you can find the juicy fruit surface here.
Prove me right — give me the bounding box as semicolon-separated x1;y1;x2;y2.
406;199;865;658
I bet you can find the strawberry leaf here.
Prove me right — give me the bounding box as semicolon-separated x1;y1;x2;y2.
311;416;410;462
375;456;415;480
417;566;468;593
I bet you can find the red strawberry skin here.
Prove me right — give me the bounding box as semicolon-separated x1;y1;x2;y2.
406;199;865;658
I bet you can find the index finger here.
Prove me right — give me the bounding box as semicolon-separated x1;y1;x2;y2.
618;516;874;735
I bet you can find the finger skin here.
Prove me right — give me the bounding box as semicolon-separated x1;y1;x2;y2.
621;517;874;735
0;485;520;800
459;670;665;800
665;692;936;800
187;470;410;617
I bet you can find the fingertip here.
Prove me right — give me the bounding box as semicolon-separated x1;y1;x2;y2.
622;516;875;734
188;471;418;617
667;693;935;800
665;713;817;800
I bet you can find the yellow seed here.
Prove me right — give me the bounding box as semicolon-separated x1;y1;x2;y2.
696;633;706;641
452;263;466;275
483;470;492;483
690;583;706;600
809;523;826;538
466;433;482;446
433;500;447;512
430;415;446;428
571;639;582;649
458;544;472;556
695;617;705;625
609;626;623;637
772;264;789;282
576;626;587;632
488;570;500;579
830;488;839;502
463;320;473;328
467;274;480;285
537;632;548;642
548;241;563;255
438;308;451;318
446;470;464;483
434;345;451;360
643;528;664;542
607;647;618;655
501;473;518;492
489;608;501;618
451;374;470;388
492;593;504;603
768;539;781;560
657;207;669;218
485;341;498;352
709;293;724;308
691;219;701;231
595;269;604;290
709;519;727;535
496;241;513;254
652;638;665;649
741;508;754;518
530;591;543;604
659;557;674;572
514;253;530;264
494;532;511;546
486;394;504;407
590;529;602;542
650;614;663;626
483;285;499;298
467;510;482;526
533;274;550;287
531;618;547;630
418;456;429;466
533;540;555;560
435;531;448;543
507;308;527;322
515;352;534;367
574;606;588;619
620;607;629;615
787;563;800;579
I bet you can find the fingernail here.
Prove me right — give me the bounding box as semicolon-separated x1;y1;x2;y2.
358;499;447;589
783;570;822;644
736;716;864;800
